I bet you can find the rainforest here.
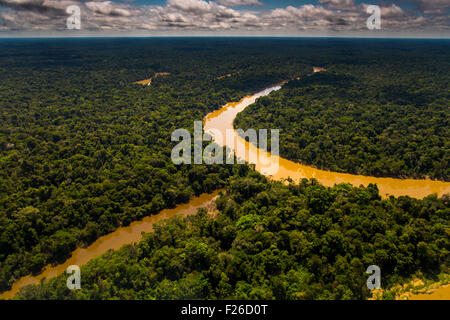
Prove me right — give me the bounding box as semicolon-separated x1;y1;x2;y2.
0;38;448;301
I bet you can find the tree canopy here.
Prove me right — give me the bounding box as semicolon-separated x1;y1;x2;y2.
15;176;449;300
235;41;450;180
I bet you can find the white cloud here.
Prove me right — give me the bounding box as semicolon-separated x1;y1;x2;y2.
380;4;406;17
319;0;356;10
86;1;132;17
0;0;448;34
217;0;263;7
398;0;450;14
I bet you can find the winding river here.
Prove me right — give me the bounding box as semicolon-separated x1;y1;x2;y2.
1;82;448;300
204;84;450;199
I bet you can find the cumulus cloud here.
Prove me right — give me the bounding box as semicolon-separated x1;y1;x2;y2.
216;0;263;6
380;3;406;17
0;0;68;16
0;0;448;34
86;1;132;17
319;0;356;10
397;0;450;15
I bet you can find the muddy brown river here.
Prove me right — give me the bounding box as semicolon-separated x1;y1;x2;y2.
204;85;450;199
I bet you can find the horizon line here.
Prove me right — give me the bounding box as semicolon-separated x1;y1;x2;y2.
1;35;450;40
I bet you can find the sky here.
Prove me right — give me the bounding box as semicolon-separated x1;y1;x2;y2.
0;0;449;37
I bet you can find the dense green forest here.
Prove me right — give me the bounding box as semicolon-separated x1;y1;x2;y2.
0;38;311;293
235;41;450;180
15;175;449;300
1;39;449;299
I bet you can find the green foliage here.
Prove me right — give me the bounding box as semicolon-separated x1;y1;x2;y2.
15;178;449;300
235;41;450;180
2;39;449;300
0;38;309;292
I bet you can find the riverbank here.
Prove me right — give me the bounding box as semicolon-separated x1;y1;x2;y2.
0;191;220;300
134;72;170;86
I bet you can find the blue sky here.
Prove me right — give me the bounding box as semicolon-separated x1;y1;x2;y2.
0;0;449;37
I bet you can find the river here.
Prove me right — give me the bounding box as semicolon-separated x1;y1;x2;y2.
0;190;220;300
203;85;450;199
